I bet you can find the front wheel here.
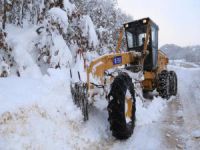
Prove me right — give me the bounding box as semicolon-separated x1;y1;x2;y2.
107;72;136;140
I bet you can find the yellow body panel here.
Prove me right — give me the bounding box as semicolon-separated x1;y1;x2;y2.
142;50;169;91
142;71;156;91
86;49;168;92
87;51;141;89
157;50;169;73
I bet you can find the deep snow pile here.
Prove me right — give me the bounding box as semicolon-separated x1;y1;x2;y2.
0;69;83;150
0;69;167;150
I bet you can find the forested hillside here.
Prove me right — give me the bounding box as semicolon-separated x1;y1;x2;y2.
161;44;200;62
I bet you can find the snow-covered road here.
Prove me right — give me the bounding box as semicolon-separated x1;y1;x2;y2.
0;63;200;150
169;65;200;149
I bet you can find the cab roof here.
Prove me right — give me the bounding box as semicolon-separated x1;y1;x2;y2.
124;17;159;30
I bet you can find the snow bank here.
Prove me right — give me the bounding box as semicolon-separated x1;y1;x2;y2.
0;69;83;150
136;97;166;125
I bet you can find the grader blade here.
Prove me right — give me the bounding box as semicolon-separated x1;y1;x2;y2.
70;82;89;121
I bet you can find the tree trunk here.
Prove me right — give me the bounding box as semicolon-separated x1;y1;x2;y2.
21;0;24;27
2;0;6;29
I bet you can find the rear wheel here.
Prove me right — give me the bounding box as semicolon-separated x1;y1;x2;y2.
107;72;136;140
169;71;178;96
157;70;170;99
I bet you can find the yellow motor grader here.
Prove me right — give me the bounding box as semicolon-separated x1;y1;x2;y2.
70;18;177;140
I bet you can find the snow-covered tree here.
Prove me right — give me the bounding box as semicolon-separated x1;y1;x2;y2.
0;28;14;77
0;0;133;76
35;7;72;69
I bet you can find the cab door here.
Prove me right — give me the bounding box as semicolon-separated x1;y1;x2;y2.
151;25;158;70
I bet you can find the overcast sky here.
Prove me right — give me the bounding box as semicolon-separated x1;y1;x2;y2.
118;0;200;47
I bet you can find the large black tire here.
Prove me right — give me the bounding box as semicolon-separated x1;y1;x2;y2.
157;70;170;99
169;71;178;96
107;72;136;140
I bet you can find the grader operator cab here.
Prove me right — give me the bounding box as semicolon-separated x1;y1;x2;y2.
70;18;177;140
124;18;158;71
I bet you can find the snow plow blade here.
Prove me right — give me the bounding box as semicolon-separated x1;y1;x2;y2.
70;82;89;121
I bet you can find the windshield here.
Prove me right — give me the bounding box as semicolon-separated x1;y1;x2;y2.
126;31;147;49
126;31;134;48
138;33;146;46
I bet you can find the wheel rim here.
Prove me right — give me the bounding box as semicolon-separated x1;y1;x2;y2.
125;90;133;123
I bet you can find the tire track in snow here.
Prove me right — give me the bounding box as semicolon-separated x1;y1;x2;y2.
161;95;186;149
169;65;200;149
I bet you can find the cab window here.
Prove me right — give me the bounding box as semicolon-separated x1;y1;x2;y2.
138;33;146;46
126;31;134;48
151;26;158;47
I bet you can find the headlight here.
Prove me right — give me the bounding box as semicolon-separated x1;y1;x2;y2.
143;19;147;24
